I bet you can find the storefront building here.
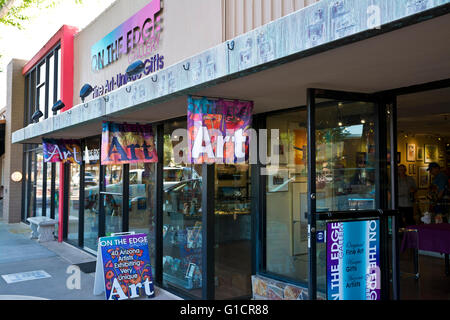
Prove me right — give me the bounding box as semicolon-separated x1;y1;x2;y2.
6;0;450;300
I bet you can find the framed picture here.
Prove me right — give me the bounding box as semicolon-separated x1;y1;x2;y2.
408;164;416;175
397;152;401;164
418;166;430;189
268;169;289;192
424;144;438;163
416;147;424;162
407;144;416;162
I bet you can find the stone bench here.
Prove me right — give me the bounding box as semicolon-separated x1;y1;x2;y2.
26;217;58;242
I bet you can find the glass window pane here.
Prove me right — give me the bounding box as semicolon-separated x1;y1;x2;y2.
38;62;46;85
57;48;61;101
68;164;80;246
48;54;55;117
37;85;46;118
215;164;252;299
129;162;157;271
162;120;203;298
84;137;101;252
104;165;123;236
54;163;60;236
35;151;44;217
315;100;377;212
265;109;309;283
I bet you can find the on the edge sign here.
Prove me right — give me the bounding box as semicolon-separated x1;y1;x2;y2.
91;0;162;72
326;219;381;300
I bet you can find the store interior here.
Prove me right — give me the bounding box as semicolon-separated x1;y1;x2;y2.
396;87;450;300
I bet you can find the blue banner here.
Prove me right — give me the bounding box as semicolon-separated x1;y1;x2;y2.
326;220;380;300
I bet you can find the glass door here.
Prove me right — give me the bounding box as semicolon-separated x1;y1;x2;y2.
307;88;398;300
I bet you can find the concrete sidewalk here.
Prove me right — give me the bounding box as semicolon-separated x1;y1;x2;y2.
0;221;181;300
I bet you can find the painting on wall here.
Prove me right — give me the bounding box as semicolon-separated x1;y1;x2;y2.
407;144;416;162
408;164;416;175
418;166;429;189
424;144;438;163
416;147;424;162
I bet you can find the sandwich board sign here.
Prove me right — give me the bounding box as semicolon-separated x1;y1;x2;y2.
93;232;155;300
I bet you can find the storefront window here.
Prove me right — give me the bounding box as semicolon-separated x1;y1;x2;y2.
84;138;101;252
129;162;157;268
35;151;44;216
215;164;252;299
104;165;123;236
67;164;81;246
45;163;52;217
162;120;203;298
265;110;309;284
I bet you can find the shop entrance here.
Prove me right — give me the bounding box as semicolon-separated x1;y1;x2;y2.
396;86;450;300
306;88;398;300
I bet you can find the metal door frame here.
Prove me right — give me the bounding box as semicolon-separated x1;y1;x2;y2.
306;88;399;300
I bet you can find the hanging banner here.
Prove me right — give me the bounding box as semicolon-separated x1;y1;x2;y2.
187;96;253;164
326;219;381;300
93;233;155;300
42;138;82;164
101;122;158;165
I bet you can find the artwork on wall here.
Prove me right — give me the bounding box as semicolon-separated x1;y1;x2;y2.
416;146;424;162
408;164;416;175
418;166;430;189
407;144;416;162
424;144;438;163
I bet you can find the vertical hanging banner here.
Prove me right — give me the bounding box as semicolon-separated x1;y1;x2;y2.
101;122;158;165
326;219;381;300
187;96;253;164
42;138;82;164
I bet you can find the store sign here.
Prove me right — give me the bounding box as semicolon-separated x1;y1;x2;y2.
101;122;158;165
93;233;155;300
91;0;162;72
187;96;253;164
42;138;82;164
92;54;164;99
326;219;381;300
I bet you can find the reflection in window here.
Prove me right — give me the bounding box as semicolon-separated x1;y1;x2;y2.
215;164;252;299
162;120;203;298
315;101;376;212
84;138;100;252
129;162;157;271
68;164;80;246
35;152;44;217
265;110;310;287
104;165;123;236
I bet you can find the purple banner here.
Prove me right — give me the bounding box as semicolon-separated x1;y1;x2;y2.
43;138;82;165
101;122;158;165
187;96;253;164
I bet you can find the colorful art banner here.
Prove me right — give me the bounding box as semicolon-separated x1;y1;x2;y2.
101;122;158;165
42;138;82;165
95;233;155;300
187;96;253;164
326;219;381;300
